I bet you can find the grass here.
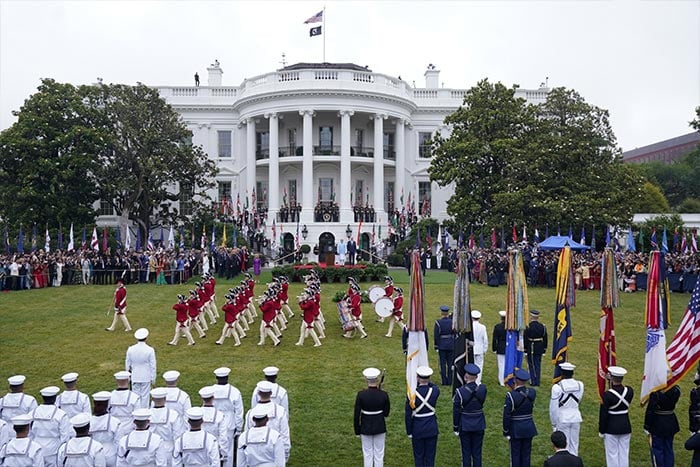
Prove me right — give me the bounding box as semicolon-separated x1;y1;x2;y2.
0;269;695;466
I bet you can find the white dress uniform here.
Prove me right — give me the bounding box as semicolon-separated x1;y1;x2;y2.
31;388;73;467
116;430;168;467
0;437;45;467
0;377;38;423
90;413;122;467
250;383;289;415
172;429;220;467
148;406;186;465
125;331;157;409
212;368;244;467
57;390;91;420
201;406;229;463
0;418;10;449
57;437;106;467
549;374;584;456
163;388;191;419
471;313;489;384
243;402;290;462
109;389;141;427
236;426;285;467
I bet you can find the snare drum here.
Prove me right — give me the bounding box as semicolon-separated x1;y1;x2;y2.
374;297;394;318
368;286;386;303
337;301;355;332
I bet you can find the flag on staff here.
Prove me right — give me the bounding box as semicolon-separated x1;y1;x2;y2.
673;228;679;253
304;10;323;23
115;225;122;249
125;226;131;251
90;227;99;251
692;229;698;253
135;227;141;251
580;227;586;246
67;223;74;252
666;279;700;387
17;225;24;253
662;227;669;253
478;231;484;249
468;230;475;250
57;225;63;250
512;226;517;244
309;25;322;37
681;231;688;254
641;250;671;404
221;224;227;247
147;231;154;251
627;226;636;252
3;226;9;254
650;228;658;250
356;219;363;245
406;249;429;409
552;246;575;383
522;225;527;243
210;225;216;252
200;226;206;250
597;248;619;400
534;228;540;244
179;226;185;249
568;226;573;239
491;228;497;249
168;225;175;249
102;227;108;252
504;250;529;387
44;225;50;252
500;226;506;250
31;223;37;251
81;226;86;250
452;250;474;394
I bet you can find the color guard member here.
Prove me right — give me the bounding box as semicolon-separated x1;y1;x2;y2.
599;366;633;467
503;369;537;467
354;368;390;467
549;362;583;456
453;364;487;467
405;366;440;467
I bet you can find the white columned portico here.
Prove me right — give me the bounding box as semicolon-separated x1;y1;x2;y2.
301;110;314;223
339;110;354;223
246;118;256;201
394;118;405;212
267;113;279;219
373;114;386;223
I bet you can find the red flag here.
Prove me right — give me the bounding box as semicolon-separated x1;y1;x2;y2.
102;226;108;252
512;226;518;244
597;306;617;400
356;219;363;244
666;279;700;387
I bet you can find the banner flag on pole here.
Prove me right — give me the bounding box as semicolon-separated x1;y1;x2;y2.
135;227;141;251
67;223;74;252
504;250;528;387
102;226;108;252
406;249;429;409
452;250;474;394
304;10;323;23
309;26;322;37
115;224;122;249
221;224;227;247
597;248;619;400
147;231;155;251
168;225;175;249
125;225;131;251
666;278;700;387
552;246;575;383
44;225;50;252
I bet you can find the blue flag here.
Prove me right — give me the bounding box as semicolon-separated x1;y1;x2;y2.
661;227;669;253
503;330;524;387
605;226;611;247
179;227;185;249
651;228;658;250
458;231;464;249
135;227;142;251
591;226;597;251
17;225;24;253
627;226;636;252
116;225;122;249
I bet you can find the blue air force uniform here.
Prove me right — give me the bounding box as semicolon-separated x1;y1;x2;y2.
644;385;681;467
503;369;537;467
453;364;487;467
433;306;454;386
405;367;440;467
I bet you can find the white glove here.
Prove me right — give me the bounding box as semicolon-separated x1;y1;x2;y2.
454;431;459;437
598;433;605;439
407;435;412;439
505;436;511;441
552;427;557;432
644;430;650;435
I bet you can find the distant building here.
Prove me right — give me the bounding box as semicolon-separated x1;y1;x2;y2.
622;131;700;164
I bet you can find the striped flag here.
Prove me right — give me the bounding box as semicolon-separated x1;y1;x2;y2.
597;248;619;400
641;251;671;404
406;250;429;409
102;226;108;252
504;250;528;387
44;225;50;252
90;227;99;251
201;226;206;250
147;231;155;251
552;246;575;383
452;250;473;394
168;225;175;249
67;223;74;252
666;279;700;387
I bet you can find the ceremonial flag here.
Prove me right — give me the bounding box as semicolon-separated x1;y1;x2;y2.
605;226;610;247
452;250;474;394
692;229;698;253
661;227;669;253
444;229;449;250
598;248;619;400
210;225;216;252
591;226;596;251
102;227;108;252
681;231;688;254
201;226;206;250
522;225;527;243
673;228;679;253
31;224;37;251
252;188;257;212
425;226;432;249
568;226;573;239
512;226;517;244
400;188;404;209
534;228;540;244
67;223;74;252
57;225;63;250
457;231;464;249
580;227;586;246
168;225;175;249
406;250;429;409
135;227;141;251
159;228;165;248
356;219;363;245
179;226;185;249
666;279;700;387
478;231;484;249
650;228;658;250
4;226;9;254
115;224;122;249
468;231;475;250
491;228;497;249
221;224;227;247
125;226;132;251
237;193;242;216
504;250;528;387
91;227;99;251
147;231;155;251
304;10;323;23
81;226;86;250
500;226;506;250
17;225;24;254
627;226;636;252
44;225;50;252
552;246;575;383
641;251;671;404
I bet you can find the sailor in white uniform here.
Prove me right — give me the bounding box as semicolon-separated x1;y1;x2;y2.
57;372;91;419
212;367;244;467
244;381;290;462
31;386;72;467
90;391;122;467
57;412;106;467
148;387;186;465
237;404;285;467
0;375;37;423
172;407;220;467
550;362;584;456
0;414;44;467
125;328;157;409
199;386;229;465
250;367;289;416
109;371;141;427
162;371;191;419
116;408;168;467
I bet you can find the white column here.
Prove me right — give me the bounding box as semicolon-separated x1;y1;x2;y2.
394;119;405;214
246;118;256;201
267;113;279;219
339;110;354;223
301;110;314;223
373;114;386;223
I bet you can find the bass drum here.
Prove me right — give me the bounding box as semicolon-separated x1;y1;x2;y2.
337;301;355;332
368;285;386;303
374;297;394;318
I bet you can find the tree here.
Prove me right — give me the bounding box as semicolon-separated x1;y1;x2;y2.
429;82;643;230
0;79;107;227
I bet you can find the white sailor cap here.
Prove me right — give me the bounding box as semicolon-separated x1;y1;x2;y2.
263;366;279;376
8;375;26;386
40;386;60;397
186;407;204;421
362;368;381;380
132;408;151;421
11;414;32;426
608;366;627;377
214;367;231;377
498;310;506;318
150;387;168;399
471;310;482;319
198;386;215;398
250;404;269;420
162;370;180;382
114;371;131;380
92;391;111;402
134;328;149;340
559;362;576;371
417;366;434;378
256;381;275;393
70;413;91;428
61;372;79;383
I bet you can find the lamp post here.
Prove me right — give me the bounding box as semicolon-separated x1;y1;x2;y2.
301;224;308;240
346;224;352;239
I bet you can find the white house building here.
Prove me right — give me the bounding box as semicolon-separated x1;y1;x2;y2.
153;61;549;258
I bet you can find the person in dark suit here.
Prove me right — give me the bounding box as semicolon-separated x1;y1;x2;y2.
644;384;680;467
347;239;357;265
689;373;700;433
405;366;440;467
453;363;487;467
524;309;547;386
543;430;583;467
433;306;454;386
354;367;390;467
492;310;507;386
599;366;633;467
685;430;700;467
503;369;537;467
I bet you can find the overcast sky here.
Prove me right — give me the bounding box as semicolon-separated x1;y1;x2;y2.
1;0;698;151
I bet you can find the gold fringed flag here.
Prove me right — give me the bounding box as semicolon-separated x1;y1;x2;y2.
504;250;528;387
452;250;473;394
406;249;429;408
597;248;619;400
552;246;575;383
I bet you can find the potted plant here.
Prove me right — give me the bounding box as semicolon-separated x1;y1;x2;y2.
300;244;311;263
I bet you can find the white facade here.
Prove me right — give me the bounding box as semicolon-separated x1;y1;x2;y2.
156;62;549;252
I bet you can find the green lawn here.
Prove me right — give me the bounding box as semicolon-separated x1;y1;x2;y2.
0;270;695;466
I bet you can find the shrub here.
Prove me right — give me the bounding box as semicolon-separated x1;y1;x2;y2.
300;244;311;254
387;252;404;267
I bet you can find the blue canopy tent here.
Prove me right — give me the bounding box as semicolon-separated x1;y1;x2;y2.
537;235;590;251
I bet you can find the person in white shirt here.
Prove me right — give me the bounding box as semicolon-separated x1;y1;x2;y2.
162;371;192;419
0;414;44;467
90;391;122;467
125;328;157;408
57;372;91;419
57;412;106;467
236;404;285;467
250;367;289;416
471;310;489;384
549;362;584;456
244;382;290;462
148;388;186;465
116;409;168;467
0;375;38;423
212;367;244;467
172;407;220;467
31;386;72;467
0;418;10;451
108;372;140;427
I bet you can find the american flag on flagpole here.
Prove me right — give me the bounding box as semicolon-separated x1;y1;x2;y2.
666;278;700;387
90;227;99;251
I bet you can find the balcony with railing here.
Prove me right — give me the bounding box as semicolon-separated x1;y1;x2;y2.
253;145;398;161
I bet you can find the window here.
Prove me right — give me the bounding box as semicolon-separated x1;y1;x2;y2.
319;126;333;153
385;181;394;212
383;132;395;159
288;179;297;205
256;131;269;159
98;199;113;216
180;182;194;216
354;129;364;154
288;129;297;156
256;181;268;209
354;179;364;206
217;131;232;158
218;181;232;203
319;178;334;202
419;132;432;158
418;181;432;216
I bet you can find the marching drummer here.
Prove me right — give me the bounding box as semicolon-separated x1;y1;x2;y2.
385;286;406;338
377;276;394;323
344;282;368;339
295;289;322;347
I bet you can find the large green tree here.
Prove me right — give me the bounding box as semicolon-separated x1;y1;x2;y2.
429;81;643;230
